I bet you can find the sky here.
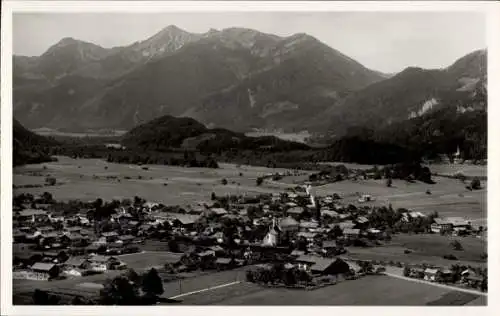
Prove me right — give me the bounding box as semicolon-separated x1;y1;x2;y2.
13;12;486;73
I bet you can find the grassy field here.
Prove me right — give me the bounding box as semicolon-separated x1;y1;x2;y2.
14;157;487;224
346;234;487;267
13;156;293;206
176;275;481;305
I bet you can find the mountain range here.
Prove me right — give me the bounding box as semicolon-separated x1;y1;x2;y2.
13;25;486;137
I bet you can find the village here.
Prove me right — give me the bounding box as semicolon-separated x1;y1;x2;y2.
12;178;488;304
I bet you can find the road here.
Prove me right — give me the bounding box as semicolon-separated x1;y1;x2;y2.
382;266;487;297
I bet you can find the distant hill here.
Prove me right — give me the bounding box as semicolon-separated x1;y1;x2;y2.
121;115;311;153
13;119;58;166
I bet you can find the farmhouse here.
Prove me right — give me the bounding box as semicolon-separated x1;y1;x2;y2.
295;256;354;276
423;268;440;282
17;209;49;223
287;206;306;219
279;216;300;233
215;257;236;270
343;228;361;240
100;232;119;243
431;218;453;233
30;262;60;281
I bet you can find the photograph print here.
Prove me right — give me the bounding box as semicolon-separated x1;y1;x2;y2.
6;2;489;308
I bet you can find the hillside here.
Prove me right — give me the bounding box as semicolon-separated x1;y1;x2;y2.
121;115;311;153
312;49;487;135
13;119;57;166
13;26;384;132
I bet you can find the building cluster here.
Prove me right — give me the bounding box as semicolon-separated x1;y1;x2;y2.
12;185;484;283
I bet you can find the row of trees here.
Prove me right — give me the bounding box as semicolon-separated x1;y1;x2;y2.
246;263;312;286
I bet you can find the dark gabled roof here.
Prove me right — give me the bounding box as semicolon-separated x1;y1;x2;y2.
118;235;135;241
343;228;361;235
19;209;47;217
101;232;119;237
65;258;88;267
215;257;233;264
31;262;56;271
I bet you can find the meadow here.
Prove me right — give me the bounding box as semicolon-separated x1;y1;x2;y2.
176;275;482;305
14;156;486;225
346;233;487;268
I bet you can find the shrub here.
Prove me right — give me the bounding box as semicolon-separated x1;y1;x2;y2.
443;254;458;260
471;178;481;190
256;177;264;186
221;178;228;185
246;270;255;282
455;173;466;182
45;177;56;186
404;249;412;254
403;266;411;277
451;240;464;251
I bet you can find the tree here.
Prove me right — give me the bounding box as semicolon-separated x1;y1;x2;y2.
33;289;50;305
211;192;216;200
386;178;392;187
141;268;164;298
99;276;139;305
126;269;142;285
451;240;464;251
221;178;228;185
329;225;343;239
45;177;56;186
168;239;180;253
403;266;411;277
41;192;54;204
471;178;481;190
256;177;264;186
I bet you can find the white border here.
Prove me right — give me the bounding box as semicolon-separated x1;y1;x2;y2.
1;1;500;316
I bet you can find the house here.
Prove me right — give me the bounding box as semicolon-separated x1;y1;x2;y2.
101;231;119;242
431;218;453;234
343;228;361;240
85;243;107;255
279;217;299;233
424;268;440;282
321;209;339;218
461;270;483;287
322;240;345;256
358;195;374;203
215;257;236;270
61;234;88;247
64;258;92;270
64;226;82;234
13;230;27;243
287;206;306;219
37;226;55;235
354;216;370;228
17;209;49;223
29;262;60;281
337;221;356;230
299;221;319;232
88;255;123;271
297;232;319;243
295;256;354;276
117;234;135;244
210;208;228;216
42;250;68;263
171;214;200;230
447;217;471;230
366;228;383;238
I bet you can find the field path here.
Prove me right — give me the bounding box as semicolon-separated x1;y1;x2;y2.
383;271;487;296
168;281;242;299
